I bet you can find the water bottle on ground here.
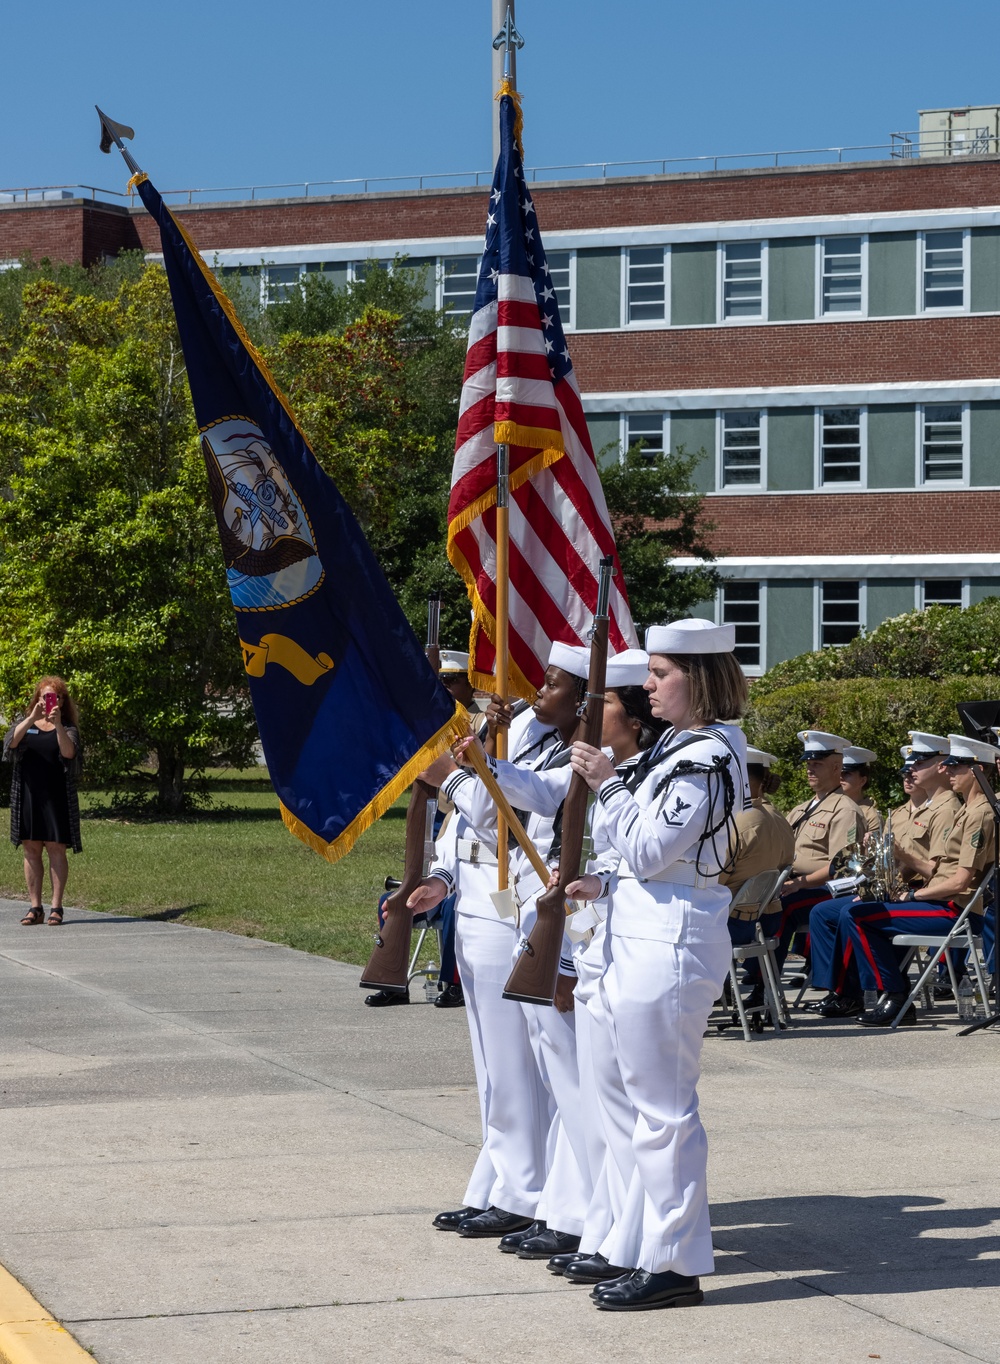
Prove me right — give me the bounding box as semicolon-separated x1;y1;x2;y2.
423;964;439;1004
957;977;975;1021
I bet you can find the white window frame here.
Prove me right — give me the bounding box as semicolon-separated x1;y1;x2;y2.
918;228;970;315
814;579;867;651
543;248;577;331
623;245;670;327
437;254;482;322
716;409;767;491
717;240;768;323
718;580;766;675
814;405;867;488
620;412;669;461
917;577;969;610
916;402;969;487
816;234;868;319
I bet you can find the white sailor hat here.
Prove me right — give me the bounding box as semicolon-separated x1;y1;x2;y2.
797;730;850;759
645;618;735;655
842;745;877;769
942;733;1000;766
438;650;470;675
605;649;650;688
547;641;590;680
907;731;950;761
746;746;778;768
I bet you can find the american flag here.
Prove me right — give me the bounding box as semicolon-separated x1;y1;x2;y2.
447;93;637;697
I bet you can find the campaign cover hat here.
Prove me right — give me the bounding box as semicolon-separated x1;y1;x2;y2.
645;618;735;655
842;745;877;769
907;731;950;760
797;730;851;759
942;733;1000;765
438;650;470;675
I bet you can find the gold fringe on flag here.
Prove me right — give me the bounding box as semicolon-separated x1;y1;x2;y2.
496;78;524;159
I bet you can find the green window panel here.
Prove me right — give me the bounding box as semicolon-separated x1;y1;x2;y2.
969;402;1000;486
688;597;717;622
969;578;1000;604
767;407;814;490
867;404;915;488
586;415;622;468
766;580;814;664
971;227;1000;313
867;233;917;317
767;237;816;321
576;248;621;329
396;256;436;308
670;243;716;325
867;579;916;627
671;411;716;492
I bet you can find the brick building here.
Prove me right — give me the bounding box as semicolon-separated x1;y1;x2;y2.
4;135;999;671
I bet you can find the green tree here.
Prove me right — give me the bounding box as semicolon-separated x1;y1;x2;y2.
599;445;720;631
0;267;255;812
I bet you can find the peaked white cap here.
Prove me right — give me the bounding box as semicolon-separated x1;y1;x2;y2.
605;649;650;687
548;641;590;680
797;730;850;756
438;650;470;674
842;745;877;767
908;731;950;758
645;618;735;655
945;733;1000;764
746;746;778;768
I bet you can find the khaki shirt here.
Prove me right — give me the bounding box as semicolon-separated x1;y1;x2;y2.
925;798;995;908
721;797;796;918
888;800;925;861
856;797;882;837
786;790;862;877
911;787;963;864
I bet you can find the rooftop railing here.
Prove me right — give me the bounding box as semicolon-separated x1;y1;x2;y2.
2;131;996;208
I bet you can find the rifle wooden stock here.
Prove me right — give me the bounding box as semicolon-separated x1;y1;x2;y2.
359;777;437;992
503;610;611;1006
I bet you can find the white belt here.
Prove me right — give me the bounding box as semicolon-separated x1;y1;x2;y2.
617;861;714;890
457;838;499;867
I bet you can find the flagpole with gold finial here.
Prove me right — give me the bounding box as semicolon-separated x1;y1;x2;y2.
489;5;524;907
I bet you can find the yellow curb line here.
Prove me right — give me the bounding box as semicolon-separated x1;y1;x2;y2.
0;1264;93;1364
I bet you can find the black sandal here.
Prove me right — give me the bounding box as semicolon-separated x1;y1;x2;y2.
48;909;63;926
20;907;45;925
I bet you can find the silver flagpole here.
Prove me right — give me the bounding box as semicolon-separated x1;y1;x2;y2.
491;1;522;163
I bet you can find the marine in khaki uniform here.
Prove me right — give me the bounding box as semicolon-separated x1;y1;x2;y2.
721;746;795;947
887;747;926;864
845;733;998;1027
894;733;963;886
839;746;881;838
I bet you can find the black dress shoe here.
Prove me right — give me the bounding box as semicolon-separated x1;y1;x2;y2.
547;1251;586;1276
516;1228;581;1260
804;991;837;1012
589;1273;633;1299
432;1205;484;1231
593;1268;703;1311
564;1253;633;1285
457;1207;535;1238
498;1219;545;1253
859;996;915;1028
818;993;864;1018
933;981;954;1001
364;987;410;1007
743;984;765;1010
434;982;465;1008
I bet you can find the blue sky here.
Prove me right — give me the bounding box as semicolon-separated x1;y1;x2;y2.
5;0;1000;195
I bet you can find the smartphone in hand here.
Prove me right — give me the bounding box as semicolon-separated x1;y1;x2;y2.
44;694;58;717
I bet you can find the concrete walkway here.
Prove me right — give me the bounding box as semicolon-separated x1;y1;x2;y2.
0;896;998;1363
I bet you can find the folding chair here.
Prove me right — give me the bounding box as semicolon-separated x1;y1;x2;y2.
716;868;792;1041
887;874;993;1031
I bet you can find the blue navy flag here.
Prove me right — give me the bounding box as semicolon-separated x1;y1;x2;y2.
132;173;463;861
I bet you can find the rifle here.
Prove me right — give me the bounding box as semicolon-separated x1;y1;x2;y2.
502;557;614;1006
359;595;444;994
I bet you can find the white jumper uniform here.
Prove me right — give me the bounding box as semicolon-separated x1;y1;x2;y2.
428;708;555;1217
588;724;748;1276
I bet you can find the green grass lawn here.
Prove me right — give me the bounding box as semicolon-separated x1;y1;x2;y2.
0;770;415;967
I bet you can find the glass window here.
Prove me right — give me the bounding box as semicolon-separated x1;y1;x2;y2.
922;405;964;481
625;414;664;460
441;256;481;320
820;408;862;484
264;265;302;306
922;579;964;608
627;247;666;322
721;411;762;486
722;583;761;669
352;258;393;282
545;250;572;326
923;230;965;309
821;581;862;647
723;242;763;318
821;236;863;314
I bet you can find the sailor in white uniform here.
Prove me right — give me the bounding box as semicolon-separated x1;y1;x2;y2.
565;618;749;1311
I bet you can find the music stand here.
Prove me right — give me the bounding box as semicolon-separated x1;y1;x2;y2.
958;763;1000;1036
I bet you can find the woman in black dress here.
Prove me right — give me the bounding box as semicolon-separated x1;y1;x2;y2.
3;677;82;925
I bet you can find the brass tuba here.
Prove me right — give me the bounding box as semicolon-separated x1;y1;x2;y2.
828;819;907;902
